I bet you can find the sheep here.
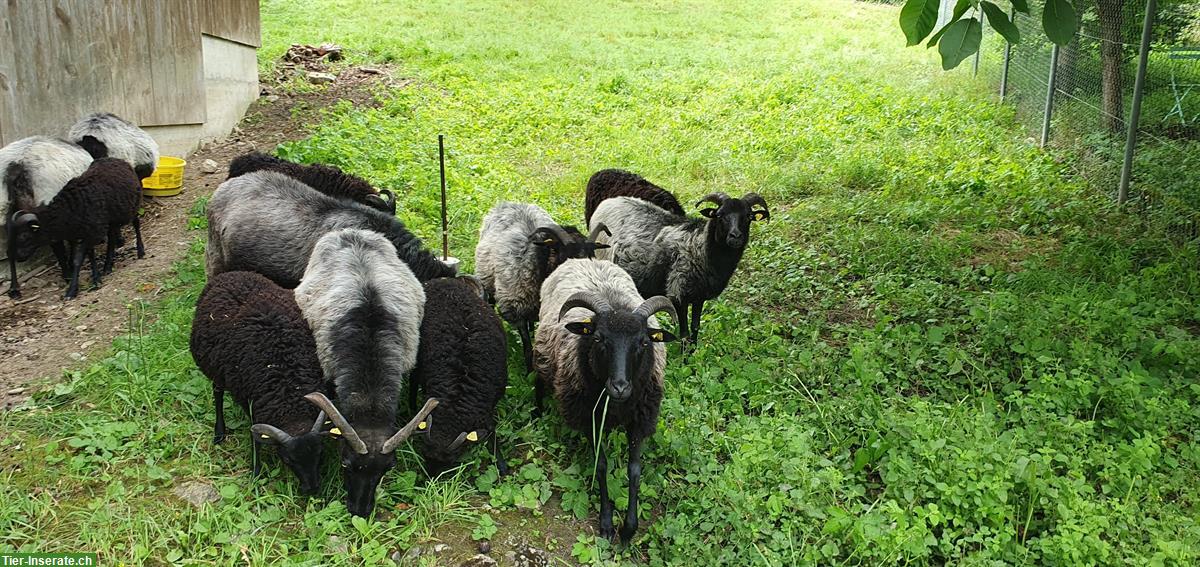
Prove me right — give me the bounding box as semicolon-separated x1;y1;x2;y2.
408;276;509;476
532;258;678;543
227;151;396;214
2;136;94;298
8;158;146;299
190;270;332;495
474;202;609;377
68;113;160;179
589;188;769;346
294;228;438;517
584;169;685;226
205;171;454;289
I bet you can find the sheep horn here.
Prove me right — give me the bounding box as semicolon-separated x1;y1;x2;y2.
251;423;293;444
531;225;572;245
446;431;470;452
559;291;613;321
587;223;611;243
304;392;368;455
309;411;327;434
741;193;770;217
633;295;678;326
382;398;440;453
11;210;38;228
378;189;396;209
695;192;729;208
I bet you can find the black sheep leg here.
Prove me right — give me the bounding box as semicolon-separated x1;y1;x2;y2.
103;225;120;274
86;247;101;289
619;436;644;543
596;442;615;540
517;319;534;375
6;232;19;299
690;301;704;345
51;241;71;280
64;242;85;299
132;217;145;258
213;386;226;444
408;382;419;414
674;299;690;352
493;433;510;477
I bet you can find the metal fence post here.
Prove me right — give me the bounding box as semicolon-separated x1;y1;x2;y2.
1118;0;1157;204
999;7;1014;101
1041;45;1060;147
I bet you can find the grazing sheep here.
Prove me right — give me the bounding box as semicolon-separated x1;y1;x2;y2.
190;270;331;495
68;113;159;179
474;202;609;376
9;158;145;299
227;151;396;214
409;276;509;476
584;169;685;225
533;258;678;543
590;189;769;345
294;228;437;517
1;136;94;298
205;171;454;289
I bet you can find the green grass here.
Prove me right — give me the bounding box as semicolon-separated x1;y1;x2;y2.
4;0;1200;564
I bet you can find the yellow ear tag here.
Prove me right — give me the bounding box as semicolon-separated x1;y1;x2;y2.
466;431;479;442
651;332;664;341
325;420;332;425
418;421;428;430
543;239;555;244
260;434;271;439
329;427;342;436
582;317;592;323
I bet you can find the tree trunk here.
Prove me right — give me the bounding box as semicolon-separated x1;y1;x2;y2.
1095;0;1126;134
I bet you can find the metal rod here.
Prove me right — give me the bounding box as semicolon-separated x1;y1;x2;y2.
438;134;448;260
1119;0;1157;204
999;7;1014;101
973;10;982;78
1041;44;1060;148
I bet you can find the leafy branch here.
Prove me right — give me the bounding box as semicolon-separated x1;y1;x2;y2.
901;0;1080;70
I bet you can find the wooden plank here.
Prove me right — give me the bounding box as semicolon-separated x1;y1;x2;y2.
200;0;261;47
142;0;204;126
0;1;15;144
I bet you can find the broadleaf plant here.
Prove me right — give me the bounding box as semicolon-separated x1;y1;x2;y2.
901;0;1079;70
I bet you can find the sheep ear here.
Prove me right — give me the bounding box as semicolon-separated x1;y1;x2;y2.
752;209;770;222
565;320;595;336
698;208;718;219
648;329;677;343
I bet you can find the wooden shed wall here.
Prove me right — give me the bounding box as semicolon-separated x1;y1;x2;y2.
201;0;262;47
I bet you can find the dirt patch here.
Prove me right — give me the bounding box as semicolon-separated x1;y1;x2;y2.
0;69;398;409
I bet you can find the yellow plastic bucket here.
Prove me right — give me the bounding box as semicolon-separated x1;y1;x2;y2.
142;156;186;197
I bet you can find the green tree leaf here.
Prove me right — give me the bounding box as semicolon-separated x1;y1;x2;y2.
1042;0;1078;45
900;0;941;46
926;0;973;48
937;17;982;70
1011;0;1029;13
981;1;1020;44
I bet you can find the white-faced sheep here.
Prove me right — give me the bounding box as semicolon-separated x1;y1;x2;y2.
190;270;332;495
583;168;685;226
227;151;396;214
68;113;160;179
1;136;93;298
409;276;509;476
589;182;769;346
294;228;438;517
533;258;678;543
9;158;145;299
474;202;609;377
205;171;454;289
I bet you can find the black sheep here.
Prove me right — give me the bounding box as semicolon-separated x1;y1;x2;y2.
9;158;145;299
584;169;685;226
190;270;330;495
409;277;509;475
227;151;396;214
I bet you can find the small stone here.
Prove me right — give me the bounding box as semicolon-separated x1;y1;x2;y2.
171;481;220;507
7;387;25;395
74;325;87;332
264;95;280;103
68;352;85;362
511;546;548;567
328;535;348;554
200;159;219;174
80;340;95;349
478;541;491;554
432;544;449;554
400;546;422;563
360;66;383;75
306;71;336;84
459;554;497;567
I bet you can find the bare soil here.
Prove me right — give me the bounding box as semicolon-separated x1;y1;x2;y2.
0;67;395;409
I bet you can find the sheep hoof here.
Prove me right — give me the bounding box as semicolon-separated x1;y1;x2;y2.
619;524;637;544
599;524;615;541
213;433;226;445
7;288;20;300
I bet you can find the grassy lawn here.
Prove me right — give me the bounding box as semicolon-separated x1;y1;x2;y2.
4;0;1200;564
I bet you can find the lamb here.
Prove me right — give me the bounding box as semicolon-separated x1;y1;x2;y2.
409;276;509;476
205;171;454;289
589;187;769;346
8;158;146;299
227;151;396;214
474;202;609;376
190;270;332;495
68;113;160;179
583;169;685;226
1;136;94;298
533;258;678;543
294;228;438;517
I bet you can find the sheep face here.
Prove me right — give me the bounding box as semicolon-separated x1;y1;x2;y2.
8;212;44;262
531;224;611;278
420;415;486;475
337;433;397;517
254;431;326;495
566;311;676;402
697;193;770;250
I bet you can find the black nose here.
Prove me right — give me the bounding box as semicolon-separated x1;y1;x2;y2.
607;383;632;401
